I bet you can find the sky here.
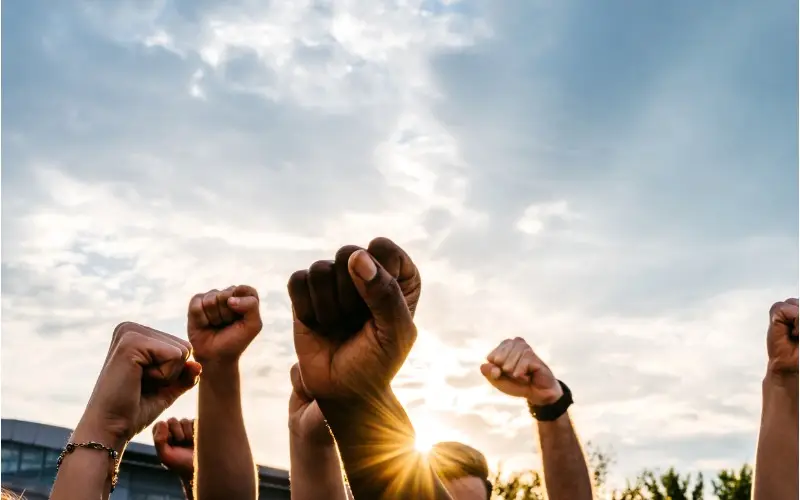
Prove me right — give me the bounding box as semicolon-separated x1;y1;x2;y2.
1;0;798;490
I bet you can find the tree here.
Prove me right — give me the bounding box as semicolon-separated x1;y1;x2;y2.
490;467;545;500
586;441;616;498
610;468;704;500
711;465;752;500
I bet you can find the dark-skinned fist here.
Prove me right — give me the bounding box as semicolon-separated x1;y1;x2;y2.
288;237;421;399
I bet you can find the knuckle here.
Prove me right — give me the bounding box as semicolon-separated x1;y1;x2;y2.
113;321;138;337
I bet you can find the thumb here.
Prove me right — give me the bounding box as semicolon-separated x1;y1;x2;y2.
480;363;502;381
228;285;262;327
348;249;415;343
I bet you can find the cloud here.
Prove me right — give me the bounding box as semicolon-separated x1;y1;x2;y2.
2;0;797;491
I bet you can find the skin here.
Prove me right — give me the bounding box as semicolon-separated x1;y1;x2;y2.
288;237;451;500
153;418;196;500
188;285;262;500
440;477;489;500
288;363;351;500
51;322;201;500
480;337;593;500
753;298;798;500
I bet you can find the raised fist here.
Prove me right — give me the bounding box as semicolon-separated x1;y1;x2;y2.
480;337;563;406
288;364;330;445
153;418;195;481
187;285;262;366
767;298;798;375
288;237;421;399
82;322;201;446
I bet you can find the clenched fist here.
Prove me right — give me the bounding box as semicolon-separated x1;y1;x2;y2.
81;323;201;448
767;298;798;376
187;285;262;366
288;237;421;399
481;337;563;406
153;418;195;481
288;364;330;445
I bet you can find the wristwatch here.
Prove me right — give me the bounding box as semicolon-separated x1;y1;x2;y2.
527;380;573;422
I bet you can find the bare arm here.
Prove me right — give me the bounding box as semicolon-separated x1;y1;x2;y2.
50;420;124;500
753;373;798;500
195;362;257;500
482;337;592;500
289;436;349;500
318;391;452;500
537;412;593;500
753;299;799;500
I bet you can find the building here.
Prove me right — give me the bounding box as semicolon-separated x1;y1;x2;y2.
1;419;290;499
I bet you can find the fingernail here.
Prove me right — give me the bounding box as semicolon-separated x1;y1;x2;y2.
229;297;240;307
491;366;502;379
352;250;377;281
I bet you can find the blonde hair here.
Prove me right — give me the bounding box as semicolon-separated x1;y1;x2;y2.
1;490;22;500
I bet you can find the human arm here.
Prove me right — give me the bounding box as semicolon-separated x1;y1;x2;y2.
288;364;350;500
188;286;262;500
153;418;196;500
753;298;799;500
51;323;200;500
288;239;451;500
481;337;593;500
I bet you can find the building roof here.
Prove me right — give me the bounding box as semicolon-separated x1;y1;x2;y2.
1;418;290;483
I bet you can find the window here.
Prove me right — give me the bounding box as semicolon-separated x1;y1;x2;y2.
19;445;44;474
2;443;20;474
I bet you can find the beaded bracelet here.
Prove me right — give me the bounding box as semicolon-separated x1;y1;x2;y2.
56;441;120;492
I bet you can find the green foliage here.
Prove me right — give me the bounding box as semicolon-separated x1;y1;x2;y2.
490;467;545;500
711;465;752;500
489;443;753;500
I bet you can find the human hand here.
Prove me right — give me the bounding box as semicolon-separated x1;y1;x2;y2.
153;418;195;481
288;237;421;399
187;285;262;367
79;323;201;450
480;337;563;406
288;363;331;445
766;298;798;376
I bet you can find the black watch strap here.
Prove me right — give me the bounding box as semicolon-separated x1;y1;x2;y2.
527;380;573;422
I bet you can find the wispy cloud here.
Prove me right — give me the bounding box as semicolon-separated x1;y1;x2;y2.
2;0;796;487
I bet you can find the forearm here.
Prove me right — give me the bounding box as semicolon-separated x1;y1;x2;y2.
537;413;593;500
317;390;452;500
753;373;798;500
50;418;127;500
181;477;195;500
290;437;348;500
196;362;257;500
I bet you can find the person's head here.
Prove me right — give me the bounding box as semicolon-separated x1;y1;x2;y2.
429;441;492;500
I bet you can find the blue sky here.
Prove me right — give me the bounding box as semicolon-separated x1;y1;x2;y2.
2;0;797;489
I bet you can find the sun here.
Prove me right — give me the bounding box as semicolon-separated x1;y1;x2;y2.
411;412;448;454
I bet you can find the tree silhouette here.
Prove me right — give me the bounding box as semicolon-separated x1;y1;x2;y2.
711;465;752;500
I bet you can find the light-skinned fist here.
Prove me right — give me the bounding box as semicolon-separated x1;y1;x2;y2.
288;364;331;445
288;237;422;399
480;337;563;406
153;418;195;482
187;285;262;367
767;298;798;376
78;322;201;450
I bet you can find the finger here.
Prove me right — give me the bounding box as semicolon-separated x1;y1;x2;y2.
348;249;416;351
289;363;312;399
168;417;186;443
175;360;202;390
229;285;261;323
786;298;799;306
111;322;190;367
770;301;799;325
153;421;169;449
308;260;342;328
512;351;538;381
501;338;528;375
202;290;223;326
367;237;422;315
480;363;502;381
288;270;319;330
188;294;210;330
216;286;237;324
335;245;370;331
487;339;514;366
181;419;195;442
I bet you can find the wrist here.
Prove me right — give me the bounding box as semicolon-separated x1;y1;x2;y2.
73;415;130;454
526;382;564;407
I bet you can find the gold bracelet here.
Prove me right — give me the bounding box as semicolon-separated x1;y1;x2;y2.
56;441;120;492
